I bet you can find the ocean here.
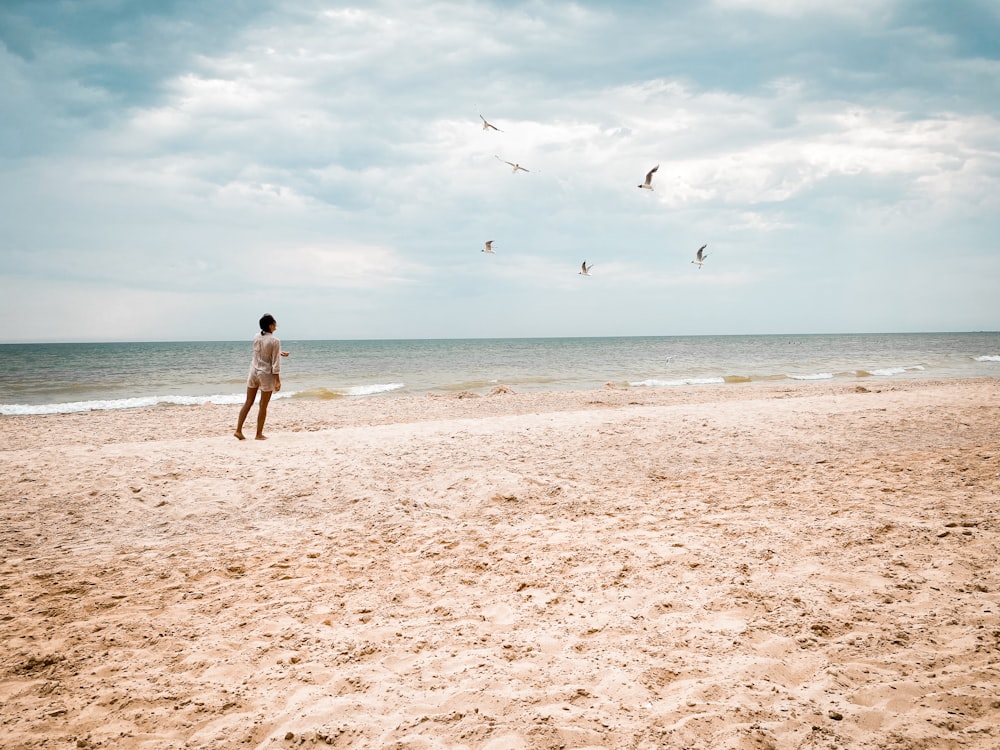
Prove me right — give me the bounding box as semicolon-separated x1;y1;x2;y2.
1;332;998;416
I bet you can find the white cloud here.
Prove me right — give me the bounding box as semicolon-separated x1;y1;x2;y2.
275;243;430;289
1;0;998;341
0;276;228;343
713;0;897;22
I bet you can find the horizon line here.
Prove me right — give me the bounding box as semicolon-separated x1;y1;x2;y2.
2;330;998;346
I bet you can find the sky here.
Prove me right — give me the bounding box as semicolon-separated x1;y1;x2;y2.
1;0;999;343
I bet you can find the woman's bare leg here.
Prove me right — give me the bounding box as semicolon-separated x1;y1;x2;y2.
255;390;274;440
235;387;258;440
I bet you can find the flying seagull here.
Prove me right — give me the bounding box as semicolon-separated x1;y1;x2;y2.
691;244;708;268
480;114;503;132
482;240;495;254
496;155;529;173
579;261;593;276
638;165;659;190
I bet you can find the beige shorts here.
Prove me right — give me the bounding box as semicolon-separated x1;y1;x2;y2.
247;369;277;392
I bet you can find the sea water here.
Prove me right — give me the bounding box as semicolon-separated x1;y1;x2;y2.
1;332;998;415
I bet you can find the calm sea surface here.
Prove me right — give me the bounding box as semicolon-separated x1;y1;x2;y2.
2;333;998;415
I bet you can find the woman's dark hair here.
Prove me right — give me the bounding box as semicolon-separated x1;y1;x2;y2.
259;313;276;334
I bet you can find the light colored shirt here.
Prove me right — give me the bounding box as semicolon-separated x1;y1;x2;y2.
251;332;281;375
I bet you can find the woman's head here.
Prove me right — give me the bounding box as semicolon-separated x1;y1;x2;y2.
259;313;276;333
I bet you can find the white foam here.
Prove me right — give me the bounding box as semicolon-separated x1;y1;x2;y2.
788;373;834;380
870;365;925;377
630;377;725;387
343;383;405;396
2;391;293;416
975;355;1000;362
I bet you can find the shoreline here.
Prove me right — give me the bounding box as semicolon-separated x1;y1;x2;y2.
4;331;999;416
2;378;999;748
2;376;996;448
0;371;966;417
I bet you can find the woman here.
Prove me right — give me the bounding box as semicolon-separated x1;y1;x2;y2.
234;313;289;440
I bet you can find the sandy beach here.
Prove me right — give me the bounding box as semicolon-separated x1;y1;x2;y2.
2;378;998;749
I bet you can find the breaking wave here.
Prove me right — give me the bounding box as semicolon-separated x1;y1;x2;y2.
1;392;294;416
630;377;726;387
343;383;405;396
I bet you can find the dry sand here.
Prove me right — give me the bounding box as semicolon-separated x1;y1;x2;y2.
1;379;999;749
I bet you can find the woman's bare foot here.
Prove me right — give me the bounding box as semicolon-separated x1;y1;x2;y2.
255;434;268;440
234;431;246;440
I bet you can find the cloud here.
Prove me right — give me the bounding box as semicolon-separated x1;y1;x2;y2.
713;0;897;21
275;243;430;289
1;0;998;341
